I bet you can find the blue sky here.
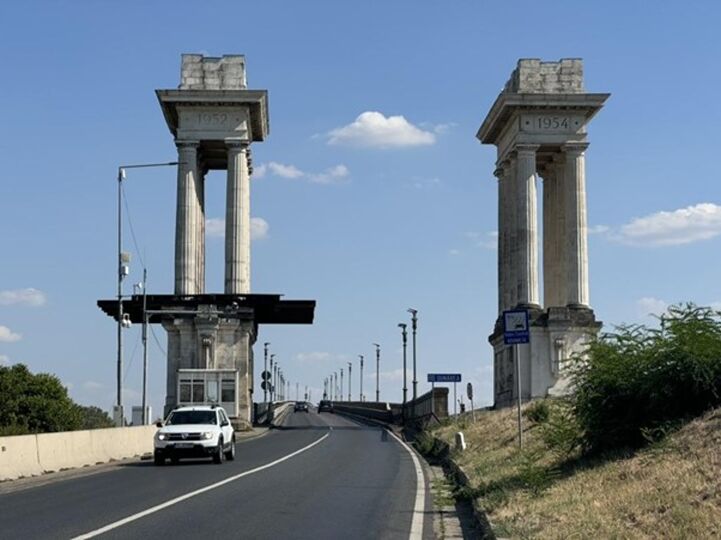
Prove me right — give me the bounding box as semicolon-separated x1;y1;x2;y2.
2;1;721;417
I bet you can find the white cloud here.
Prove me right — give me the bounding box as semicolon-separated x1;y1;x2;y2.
373;368;412;382
327;111;436;148
636;297;668;318
83;380;104;391
251;217;270;240
412;177;442;190
308;164;350;185
206;218;225;238
265;162;304;179
0;325;21;343
0;354;9;365
432;122;457;135
0;288;46;307
466;231;498;250
296;352;332;364
254;162;349;185
449;249;461;256
588;225;610;235
615;203;721;246
205;217;270;240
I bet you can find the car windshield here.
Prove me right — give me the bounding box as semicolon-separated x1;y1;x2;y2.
166;411;217;425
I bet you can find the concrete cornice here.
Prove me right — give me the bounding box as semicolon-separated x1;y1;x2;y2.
476;92;610;145
156;89;269;141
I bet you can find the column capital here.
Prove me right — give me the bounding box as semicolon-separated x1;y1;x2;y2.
493;166;504;180
175;140;199;149
226;140;249;150
562;142;589;155
515;143;540;155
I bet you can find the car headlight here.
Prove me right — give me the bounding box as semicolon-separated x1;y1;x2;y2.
201;432;214;440
157;432;169;440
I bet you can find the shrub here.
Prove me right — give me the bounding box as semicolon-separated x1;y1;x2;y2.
571;304;721;452
524;400;550;424
539;400;582;461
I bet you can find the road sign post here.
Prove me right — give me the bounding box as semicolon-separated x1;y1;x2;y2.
503;309;530;449
466;382;475;422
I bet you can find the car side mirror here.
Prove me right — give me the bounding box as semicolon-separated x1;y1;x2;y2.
155;421;163;428
221;421;229;427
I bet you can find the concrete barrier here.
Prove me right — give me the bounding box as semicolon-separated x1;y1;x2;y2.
0;425;157;482
0;434;43;480
332;388;449;428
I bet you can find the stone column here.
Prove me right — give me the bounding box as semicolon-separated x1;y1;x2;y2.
563;143;590;307
542;156;566;307
225;142;251;294
495;166;506;314
197;170;206;294
514;144;540;307
174;141;200;295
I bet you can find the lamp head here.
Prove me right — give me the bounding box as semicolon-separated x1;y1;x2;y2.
407;308;417;316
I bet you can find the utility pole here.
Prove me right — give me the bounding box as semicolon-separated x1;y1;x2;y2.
359;355;364;401
263;342;270;403
347;361;352;401
398;323;408;404
373;343;381;402
270;355;276;401
408;309;418;403
141;268;148;424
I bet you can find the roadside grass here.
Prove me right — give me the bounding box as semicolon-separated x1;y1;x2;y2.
432;403;721;539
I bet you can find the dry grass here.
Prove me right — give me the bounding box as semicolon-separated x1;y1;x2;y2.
432;404;721;539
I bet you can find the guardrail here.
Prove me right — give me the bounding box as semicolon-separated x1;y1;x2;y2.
329;387;449;428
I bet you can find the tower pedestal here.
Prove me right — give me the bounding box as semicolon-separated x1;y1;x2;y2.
162;305;255;429
490;307;600;407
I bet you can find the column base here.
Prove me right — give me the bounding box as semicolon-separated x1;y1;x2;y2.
489;306;602;408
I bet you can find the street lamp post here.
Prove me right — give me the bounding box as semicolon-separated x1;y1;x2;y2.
115;161;177;427
408;308;418;417
347;361;352;401
398;323;408;404
270;354;276;401
373;343;380;402
340;369;344;402
263;342;270;404
359;355;364;401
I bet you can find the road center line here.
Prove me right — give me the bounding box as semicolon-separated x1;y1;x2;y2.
72;432;330;539
386;429;426;540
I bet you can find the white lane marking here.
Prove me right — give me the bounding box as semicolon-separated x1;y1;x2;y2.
386;429;426;540
72;433;330;539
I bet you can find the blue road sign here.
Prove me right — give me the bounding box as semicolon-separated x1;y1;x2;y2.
503;309;530;345
427;373;462;383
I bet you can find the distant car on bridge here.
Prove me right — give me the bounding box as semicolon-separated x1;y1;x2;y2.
317;400;333;413
153;405;235;465
294;401;309;412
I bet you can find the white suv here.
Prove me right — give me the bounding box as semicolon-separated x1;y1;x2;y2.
154;406;235;465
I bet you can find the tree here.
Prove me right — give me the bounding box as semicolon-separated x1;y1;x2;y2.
76;405;114;430
0;364;82;434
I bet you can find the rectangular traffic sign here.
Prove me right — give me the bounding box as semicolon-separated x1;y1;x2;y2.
503;309;530;344
427;373;462;383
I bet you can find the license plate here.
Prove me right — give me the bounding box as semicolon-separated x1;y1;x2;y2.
175;443;193;448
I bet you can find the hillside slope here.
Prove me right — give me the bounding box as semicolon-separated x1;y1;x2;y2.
432;404;721;538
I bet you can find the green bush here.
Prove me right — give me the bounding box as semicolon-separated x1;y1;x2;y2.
571;304;721;452
539;400;582;461
524;400;550;424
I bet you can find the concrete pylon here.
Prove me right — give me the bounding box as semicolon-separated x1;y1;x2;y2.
477;58;608;407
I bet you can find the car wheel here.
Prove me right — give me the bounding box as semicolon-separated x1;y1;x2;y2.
153;452;165;466
213;438;224;464
225;437;236;461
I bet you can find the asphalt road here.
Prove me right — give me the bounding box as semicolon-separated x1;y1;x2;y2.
0;410;433;539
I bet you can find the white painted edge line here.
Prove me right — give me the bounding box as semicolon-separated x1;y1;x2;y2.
386;429;425;540
72;432;330;539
